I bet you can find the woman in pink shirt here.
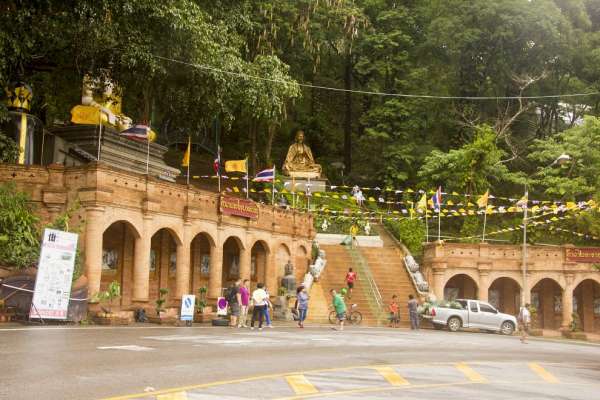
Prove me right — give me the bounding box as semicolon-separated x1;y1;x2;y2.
238;279;250;328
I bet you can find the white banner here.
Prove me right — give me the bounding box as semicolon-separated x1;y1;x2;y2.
30;229;79;320
180;294;195;321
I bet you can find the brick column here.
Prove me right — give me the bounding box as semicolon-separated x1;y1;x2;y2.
132;218;151;301
432;270;445;301
84;207;105;297
208;245;223;299
561;284;574;330
239;247;251;282
265;251;277;296
478;272;490;301
175;224;191;299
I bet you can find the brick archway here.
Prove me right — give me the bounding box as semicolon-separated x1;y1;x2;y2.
251;240;270;287
444;274;478;300
488;277;521;315
150;228;180;304
531;278;563;330
189;232;216;296
222;236;244;288
573;279;600;333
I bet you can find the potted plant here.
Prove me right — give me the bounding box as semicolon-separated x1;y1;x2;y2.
93;281;129;325
194;286;212;322
148;288;176;325
562;312;587;340
527;306;543;336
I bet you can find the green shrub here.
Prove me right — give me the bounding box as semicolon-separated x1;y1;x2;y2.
0;130;19;163
384;218;426;255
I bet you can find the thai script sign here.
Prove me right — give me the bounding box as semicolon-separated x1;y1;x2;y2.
565;247;600;263
220;196;259;219
30;229;79;320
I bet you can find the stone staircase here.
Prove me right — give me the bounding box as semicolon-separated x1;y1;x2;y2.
359;227;419;327
309;244;382;326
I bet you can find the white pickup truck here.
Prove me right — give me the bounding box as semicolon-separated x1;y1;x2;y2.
426;299;517;335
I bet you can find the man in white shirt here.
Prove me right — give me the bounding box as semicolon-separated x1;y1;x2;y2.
518;303;531;344
250;283;268;330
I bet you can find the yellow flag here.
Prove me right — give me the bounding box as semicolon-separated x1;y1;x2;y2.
477;190;489;208
181;136;191;167
233;186;239;193
417;194;427;210
225;159;247;173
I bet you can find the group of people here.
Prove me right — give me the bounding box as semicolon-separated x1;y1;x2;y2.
388;294;421;330
226;279;274;330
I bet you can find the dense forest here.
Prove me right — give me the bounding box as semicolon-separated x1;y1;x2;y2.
2;0;600;247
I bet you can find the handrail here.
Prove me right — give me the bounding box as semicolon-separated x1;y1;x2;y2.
345;244;387;325
378;224;430;296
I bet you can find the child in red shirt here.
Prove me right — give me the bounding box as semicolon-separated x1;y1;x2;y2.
388;295;400;328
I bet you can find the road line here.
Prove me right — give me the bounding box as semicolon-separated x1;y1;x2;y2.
285;375;319;395
455;362;487;383
529;362;560;383
156;392;187;400
373;366;409;386
97;345;154;352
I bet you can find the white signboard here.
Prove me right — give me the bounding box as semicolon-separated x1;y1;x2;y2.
180;294;195;321
30;229;79;320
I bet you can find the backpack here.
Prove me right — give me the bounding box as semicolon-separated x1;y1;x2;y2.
226;286;237;303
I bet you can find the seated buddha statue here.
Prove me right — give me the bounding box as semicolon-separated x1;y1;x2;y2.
282;130;322;176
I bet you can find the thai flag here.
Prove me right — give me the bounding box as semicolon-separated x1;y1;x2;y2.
432;186;442;211
213;147;221;174
120;124;150;141
254;167;275;182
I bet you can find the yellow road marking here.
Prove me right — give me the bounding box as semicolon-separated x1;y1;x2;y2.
455;362;487;383
373;366;409;386
156;392;187;400
285;375;319;395
529;363;560;383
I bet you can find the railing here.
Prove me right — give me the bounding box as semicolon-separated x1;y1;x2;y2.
345;244;387;325
378;224;430;296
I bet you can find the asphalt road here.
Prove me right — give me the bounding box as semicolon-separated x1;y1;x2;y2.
1;324;599;400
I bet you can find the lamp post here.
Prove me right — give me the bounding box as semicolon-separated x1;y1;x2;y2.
521;154;572;306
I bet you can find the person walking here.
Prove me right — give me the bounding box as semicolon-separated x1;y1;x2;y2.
264;287;274;328
388;295;400;328
349;223;359;248
227;279;242;328
296;285;310;328
330;289;346;331
345;268;357;299
518;303;531;344
250;283;268;331
408;294;419;330
238;279;250;328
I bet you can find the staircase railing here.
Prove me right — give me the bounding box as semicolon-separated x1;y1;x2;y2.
344;244;387;325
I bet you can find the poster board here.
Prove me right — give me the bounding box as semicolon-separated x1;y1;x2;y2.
180;294;196;321
30;229;79;320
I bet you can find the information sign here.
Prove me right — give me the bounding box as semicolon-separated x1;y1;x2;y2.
180;294;196;321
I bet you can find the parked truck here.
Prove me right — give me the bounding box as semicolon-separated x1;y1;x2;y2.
425;299;517;335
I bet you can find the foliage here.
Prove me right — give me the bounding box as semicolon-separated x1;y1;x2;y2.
196;286;208;312
95;281;121;315
0;183;40;269
155;288;168;316
570;312;581;332
384;218;426;256
0;130;19;163
46;200;84;282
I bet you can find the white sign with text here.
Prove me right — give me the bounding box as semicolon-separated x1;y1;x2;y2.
30;229;79;320
180;294;196;321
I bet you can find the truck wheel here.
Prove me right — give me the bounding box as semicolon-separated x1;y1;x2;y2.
433;323;443;330
447;317;461;332
500;321;515;335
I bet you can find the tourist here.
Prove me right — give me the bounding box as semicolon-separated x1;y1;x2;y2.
349;223;359;248
345;267;357;299
227;279;241;328
330;289;346;331
264;287;274;328
408;294;419;330
388;295;400;328
238;279;250;328
518;303;531;344
250;283;268;330
296;285;310;328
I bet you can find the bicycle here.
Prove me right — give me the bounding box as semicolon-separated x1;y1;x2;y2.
328;303;362;325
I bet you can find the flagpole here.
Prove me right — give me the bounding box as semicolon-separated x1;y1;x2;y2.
217;147;221;194
482;208;488;242
425;210;429;242
97;113;103;161
146;137;150;175
271;165;276;206
186;145;190;185
437;208;441;242
245;158;249;199
307;176;311;211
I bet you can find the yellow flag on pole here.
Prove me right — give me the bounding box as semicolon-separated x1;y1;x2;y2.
181;136;191;167
477;190;489;208
225;158;247;173
417;194;427;210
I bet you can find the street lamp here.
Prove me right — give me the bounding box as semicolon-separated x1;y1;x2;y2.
521;153;572;306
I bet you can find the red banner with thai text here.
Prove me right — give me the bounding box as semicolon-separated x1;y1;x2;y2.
565;247;600;263
220;196;259;219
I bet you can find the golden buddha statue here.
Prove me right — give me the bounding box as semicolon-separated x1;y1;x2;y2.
282;130;322;177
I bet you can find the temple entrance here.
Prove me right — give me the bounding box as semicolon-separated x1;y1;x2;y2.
488;277;521;315
190;233;214;297
150;228;180;304
276;244;292;287
222;237;243;289
101;221;139;306
531;278;562;330
573;279;600;333
444;274;478;300
251;241;269;288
